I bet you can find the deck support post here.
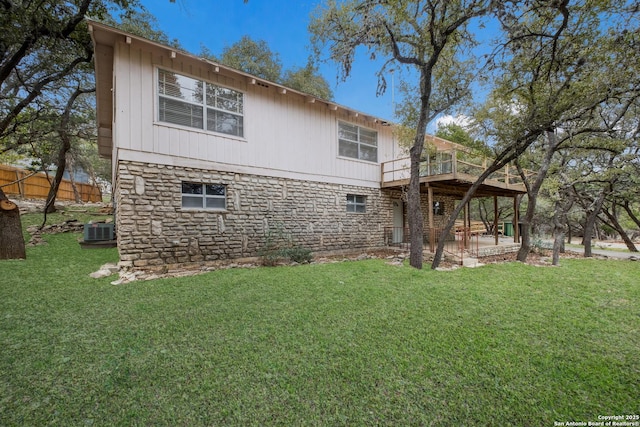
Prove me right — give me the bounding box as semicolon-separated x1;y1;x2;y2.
494;195;499;246
463;202;469;249
513;196;520;243
452;150;457;176
467;201;472;249
428;185;434;253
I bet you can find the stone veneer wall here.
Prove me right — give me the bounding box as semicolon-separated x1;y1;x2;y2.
423;193;457;230
386;191;456;231
115;161;403;271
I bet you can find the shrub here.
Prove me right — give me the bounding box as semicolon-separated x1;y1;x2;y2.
282;246;313;264
258;241;284;267
258;224;313;266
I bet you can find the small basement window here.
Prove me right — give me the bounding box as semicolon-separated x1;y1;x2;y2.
433;201;445;216
346;194;366;213
181;182;226;210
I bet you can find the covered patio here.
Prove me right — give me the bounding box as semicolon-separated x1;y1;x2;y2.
381;136;529;258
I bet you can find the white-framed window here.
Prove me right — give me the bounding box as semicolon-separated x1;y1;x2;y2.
158;69;244;137
338;122;378;162
181;182;227;210
346;194;366;213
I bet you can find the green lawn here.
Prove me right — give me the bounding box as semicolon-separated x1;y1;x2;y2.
1;231;639;426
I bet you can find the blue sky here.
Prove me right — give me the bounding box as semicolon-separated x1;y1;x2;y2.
139;0;398;121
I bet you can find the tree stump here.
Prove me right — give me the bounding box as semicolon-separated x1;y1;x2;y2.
0;189;26;260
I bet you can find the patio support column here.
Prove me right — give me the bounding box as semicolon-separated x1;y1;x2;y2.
513;196;520;243
467;200;472;249
463;202;469;249
494;195;499;246
428;185;434;253
452;150;457;176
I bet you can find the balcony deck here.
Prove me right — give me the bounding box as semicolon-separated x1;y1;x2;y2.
381;149;528;198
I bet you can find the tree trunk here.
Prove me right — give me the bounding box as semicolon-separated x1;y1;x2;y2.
407;157;424;269
579;155;616;257
621;201;640;229
599;206;638;252
44;158;67;214
0;188;26;260
582;190;607;257
560;196;573;252
407;68;432;269
552;232;564;265
67;154;82;203
45;86;92;213
551;199;566;265
478;198;491;233
595;223;604;241
517;130;558;262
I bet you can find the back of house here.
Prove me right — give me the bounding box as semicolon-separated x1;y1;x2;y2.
89;21;408;272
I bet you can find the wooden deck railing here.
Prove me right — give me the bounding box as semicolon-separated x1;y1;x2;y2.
381;149;530;188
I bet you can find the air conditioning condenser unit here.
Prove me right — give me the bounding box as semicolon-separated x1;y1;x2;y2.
83;223;114;242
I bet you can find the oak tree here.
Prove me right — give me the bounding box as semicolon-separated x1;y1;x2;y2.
0;0;138;257
311;0;491;268
434;0;639;267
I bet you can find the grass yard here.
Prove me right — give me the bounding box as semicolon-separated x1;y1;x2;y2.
1;228;639;426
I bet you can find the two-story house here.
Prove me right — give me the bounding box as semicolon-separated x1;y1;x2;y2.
89;21;525;272
90;21;419;272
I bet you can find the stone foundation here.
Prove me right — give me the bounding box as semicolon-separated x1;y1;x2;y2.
115;161;407;271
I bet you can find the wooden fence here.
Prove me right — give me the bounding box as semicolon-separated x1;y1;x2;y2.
0;164;102;202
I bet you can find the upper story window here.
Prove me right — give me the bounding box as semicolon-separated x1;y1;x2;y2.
338;122;378;163
158;69;244;138
181;182;227;210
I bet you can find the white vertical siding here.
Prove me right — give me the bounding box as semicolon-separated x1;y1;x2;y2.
140;51;154;155
127;45;141;152
113;44;129;152
113;42;399;186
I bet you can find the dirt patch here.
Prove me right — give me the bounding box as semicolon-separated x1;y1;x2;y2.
26;219;85;246
476;248;606;267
